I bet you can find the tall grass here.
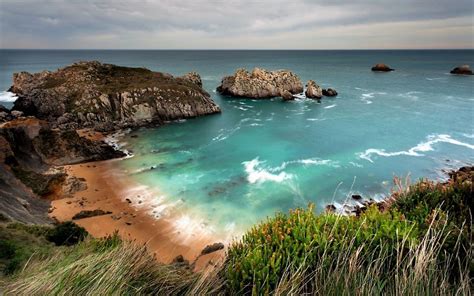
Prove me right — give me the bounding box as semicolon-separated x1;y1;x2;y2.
4;234;224;295
272;213;472;296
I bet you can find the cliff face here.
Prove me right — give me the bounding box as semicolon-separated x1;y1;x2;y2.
0;118;125;223
217;68;303;99
11;61;221;131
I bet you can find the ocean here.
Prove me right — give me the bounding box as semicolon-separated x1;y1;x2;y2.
1;49;473;237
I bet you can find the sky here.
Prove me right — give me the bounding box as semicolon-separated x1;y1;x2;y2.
0;0;473;49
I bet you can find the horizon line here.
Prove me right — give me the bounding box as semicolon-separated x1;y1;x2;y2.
1;48;473;51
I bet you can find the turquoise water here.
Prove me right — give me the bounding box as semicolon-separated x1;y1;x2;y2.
1;50;473;236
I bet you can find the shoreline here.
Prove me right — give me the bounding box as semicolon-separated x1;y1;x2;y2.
49;159;225;271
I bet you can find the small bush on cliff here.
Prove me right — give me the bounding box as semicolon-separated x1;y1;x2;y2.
0;223;54;275
47;221;88;246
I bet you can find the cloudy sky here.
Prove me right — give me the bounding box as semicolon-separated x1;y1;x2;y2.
0;0;472;49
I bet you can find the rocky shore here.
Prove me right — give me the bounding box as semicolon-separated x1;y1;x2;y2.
1;61;222;224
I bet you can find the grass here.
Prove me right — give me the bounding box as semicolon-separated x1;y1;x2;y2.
3;234;223;295
1;170;472;295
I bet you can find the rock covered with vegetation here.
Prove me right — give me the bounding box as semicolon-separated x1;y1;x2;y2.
10;61;221;131
217;68;303;99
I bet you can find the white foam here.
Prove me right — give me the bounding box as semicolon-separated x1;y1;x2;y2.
398;91;421;100
243;158;292;184
0;91;18;103
271;158;339;171
358;134;474;162
360;92;386;104
324;104;337;109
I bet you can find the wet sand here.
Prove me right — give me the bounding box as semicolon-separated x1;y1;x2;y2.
49;159;225;271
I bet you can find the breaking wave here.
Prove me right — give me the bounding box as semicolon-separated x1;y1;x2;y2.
243;158;292;184
358;134;474;162
0;91;18;102
242;157;338;184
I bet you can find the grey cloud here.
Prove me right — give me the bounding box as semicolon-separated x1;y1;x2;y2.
0;0;472;49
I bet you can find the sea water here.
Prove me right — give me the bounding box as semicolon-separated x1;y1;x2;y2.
1;50;473;237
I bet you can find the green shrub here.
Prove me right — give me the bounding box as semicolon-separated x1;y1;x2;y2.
225;205;419;294
47;222;88;246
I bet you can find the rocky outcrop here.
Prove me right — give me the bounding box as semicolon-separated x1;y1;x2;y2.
217;68;303;99
72;209;112;220
281;90;294;101
179;72;203;87
10;61;221;131
305;80;323;99
323;88;338;97
0;117;125;223
450;65;473;75
371;63;394;72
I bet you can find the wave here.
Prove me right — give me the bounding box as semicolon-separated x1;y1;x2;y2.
243;158;292;184
398;91;421;100
270;158;339;172
324;104;337;109
358;134;474;163
0;91;18;102
360;92;386;104
242;157;339;184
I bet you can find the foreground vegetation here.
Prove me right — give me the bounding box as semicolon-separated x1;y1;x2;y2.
1;168;472;295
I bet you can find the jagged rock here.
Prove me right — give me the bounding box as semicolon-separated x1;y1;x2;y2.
217;68;303;99
10;110;23;118
72;209;112;220
325;204;336;213
352;194;362;200
179;72;203;87
201;242;224;255
10;61;221;131
305;80;322;99
371;63;394;72
172;255;190;266
323;88;338;97
450;65;473;75
281;90;294;101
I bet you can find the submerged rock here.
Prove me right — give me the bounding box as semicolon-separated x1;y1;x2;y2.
371;63;394;72
323;88;338;97
305;80;323;99
217;68;303;99
450;65;473;75
10;61;221;131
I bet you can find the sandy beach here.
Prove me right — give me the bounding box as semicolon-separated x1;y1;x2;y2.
49;159;225;271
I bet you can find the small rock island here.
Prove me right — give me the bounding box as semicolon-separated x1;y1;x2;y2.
217;68;303;99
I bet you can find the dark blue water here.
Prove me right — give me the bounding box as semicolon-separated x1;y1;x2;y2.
1;50;473;237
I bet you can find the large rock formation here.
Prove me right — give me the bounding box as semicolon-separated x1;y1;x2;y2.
371;63;394;72
450;65;473;75
217;68;303;99
10;61;221;131
0;117;125;223
305;80;323;99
